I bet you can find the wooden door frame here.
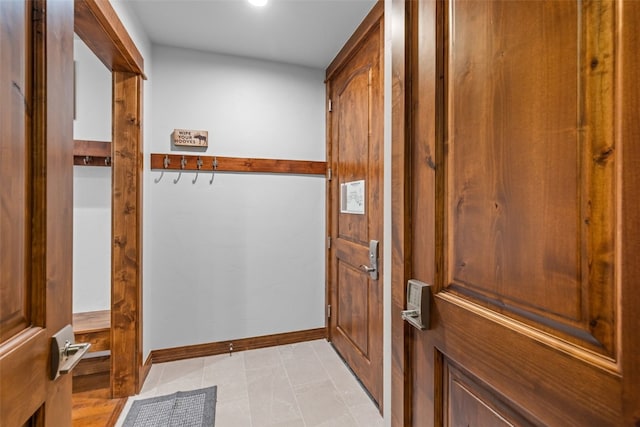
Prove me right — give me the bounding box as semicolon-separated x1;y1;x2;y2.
74;0;144;398
390;1;640;426
390;0;415;425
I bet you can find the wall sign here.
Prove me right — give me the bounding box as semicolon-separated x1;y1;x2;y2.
340;180;365;214
172;129;209;147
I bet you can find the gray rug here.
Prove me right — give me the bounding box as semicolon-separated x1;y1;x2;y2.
122;386;217;427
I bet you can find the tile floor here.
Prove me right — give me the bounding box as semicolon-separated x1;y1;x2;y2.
115;339;383;427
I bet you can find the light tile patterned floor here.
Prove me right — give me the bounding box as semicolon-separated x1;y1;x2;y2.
116;339;383;427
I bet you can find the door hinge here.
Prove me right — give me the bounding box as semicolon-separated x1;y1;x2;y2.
327;305;331;318
328;99;332;112
327;236;332;249
327;167;332;181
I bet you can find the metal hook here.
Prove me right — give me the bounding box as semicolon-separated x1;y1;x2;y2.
105;156;111;166
180;156;187;169
163;155;170;169
210;157;218;184
192;157;203;184
83;156;91;165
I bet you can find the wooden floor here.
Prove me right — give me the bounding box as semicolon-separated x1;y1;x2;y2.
72;387;126;427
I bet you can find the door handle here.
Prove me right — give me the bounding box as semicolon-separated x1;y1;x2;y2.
359;264;376;273
50;324;91;380
402;280;432;330
361;240;379;280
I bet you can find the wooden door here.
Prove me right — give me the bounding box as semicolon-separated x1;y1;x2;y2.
392;0;640;425
0;0;74;425
327;4;384;408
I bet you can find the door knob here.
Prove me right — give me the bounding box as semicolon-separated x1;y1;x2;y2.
360;264;376;273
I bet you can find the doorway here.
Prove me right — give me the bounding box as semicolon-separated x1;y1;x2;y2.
71;33;113;393
73;0;145;398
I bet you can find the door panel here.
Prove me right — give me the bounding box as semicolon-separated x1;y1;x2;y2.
0;0;74;425
327;8;383;407
337;259;370;355
446;0;614;357
337;68;371;245
398;0;640;426
444;359;536;427
0;0;31;345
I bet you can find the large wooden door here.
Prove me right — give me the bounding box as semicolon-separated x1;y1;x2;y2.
392;0;640;425
327;4;384;408
0;0;74;425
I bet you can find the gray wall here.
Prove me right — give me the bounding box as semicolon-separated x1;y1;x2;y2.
146;45;326;351
72;38;112;313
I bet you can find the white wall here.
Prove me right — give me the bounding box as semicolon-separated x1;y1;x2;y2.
147;45;326;351
72;38;112;313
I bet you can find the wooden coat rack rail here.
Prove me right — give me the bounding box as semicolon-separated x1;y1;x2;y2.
150;153;327;176
73;139;112;167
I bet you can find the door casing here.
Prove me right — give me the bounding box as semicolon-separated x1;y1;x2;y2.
73;0;145;398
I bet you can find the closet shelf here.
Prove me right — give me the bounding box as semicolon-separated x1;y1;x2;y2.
150;153;327;176
73;139;112;167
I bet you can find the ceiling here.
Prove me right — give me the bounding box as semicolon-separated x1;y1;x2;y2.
126;0;378;69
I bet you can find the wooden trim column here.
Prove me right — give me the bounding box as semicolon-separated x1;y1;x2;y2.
111;71;143;398
620;1;640;423
391;0;415;425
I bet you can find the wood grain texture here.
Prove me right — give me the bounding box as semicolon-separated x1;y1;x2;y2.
0;0;75;425
0;0;31;343
73;310;111;352
41;1;75;423
327;6;384;409
401;0;639;425
73;140;112;167
443;0;615;358
619;1;640;423
444;361;534;427
72;387;126;427
150;153;327;175
74;352;111;377
390;0;413;425
411;0;440;425
73;140;112;157
73;310;111;331
111;71;143;398
150;328;326;364
336;260;370;354
335;65;370;244
326;0;383;81
73;352;111;393
74;0;144;75
74;329;110;353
